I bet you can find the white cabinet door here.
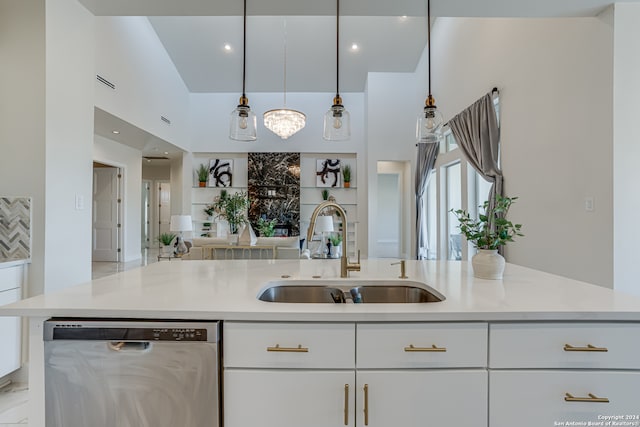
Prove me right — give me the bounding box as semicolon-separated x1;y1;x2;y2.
0;288;21;378
490;371;640;427
356;370;487;427
225;369;355;427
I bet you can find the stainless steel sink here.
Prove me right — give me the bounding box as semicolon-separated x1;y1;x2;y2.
257;280;444;303
258;286;346;303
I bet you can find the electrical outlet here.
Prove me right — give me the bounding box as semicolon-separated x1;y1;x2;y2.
584;197;594;212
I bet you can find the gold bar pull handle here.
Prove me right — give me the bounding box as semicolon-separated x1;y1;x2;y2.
564;344;608;352
363;384;369;426
343;384;349;426
266;344;309;353
404;344;447;352
565;393;610;403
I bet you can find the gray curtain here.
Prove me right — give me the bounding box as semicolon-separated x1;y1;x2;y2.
449;92;502;210
415;142;439;260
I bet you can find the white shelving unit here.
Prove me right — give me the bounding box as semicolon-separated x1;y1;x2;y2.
191;152;359;255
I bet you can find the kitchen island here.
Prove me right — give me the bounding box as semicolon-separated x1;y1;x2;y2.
2;259;640;427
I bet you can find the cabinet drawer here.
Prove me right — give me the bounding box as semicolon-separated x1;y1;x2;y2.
0;265;22;292
357;323;488;368
490;323;640;369
490;371;640;427
224;322;355;368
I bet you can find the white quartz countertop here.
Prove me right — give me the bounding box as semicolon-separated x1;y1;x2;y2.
2;259;640;321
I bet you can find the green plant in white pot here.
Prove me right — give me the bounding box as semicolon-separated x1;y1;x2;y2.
157;232;177;256
212;190;249;238
451;195;523;279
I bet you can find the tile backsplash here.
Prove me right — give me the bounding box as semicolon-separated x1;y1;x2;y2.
0;197;31;260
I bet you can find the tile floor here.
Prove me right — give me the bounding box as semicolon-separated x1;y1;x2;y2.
0;247;161;426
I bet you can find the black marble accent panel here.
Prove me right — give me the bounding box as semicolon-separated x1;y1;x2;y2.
248;153;300;236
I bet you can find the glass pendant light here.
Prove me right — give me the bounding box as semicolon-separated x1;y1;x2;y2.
416;0;443;143
323;0;350;141
229;0;257;141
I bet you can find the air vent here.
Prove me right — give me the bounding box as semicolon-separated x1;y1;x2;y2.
160;116;171;125
96;75;115;90
143;156;169;160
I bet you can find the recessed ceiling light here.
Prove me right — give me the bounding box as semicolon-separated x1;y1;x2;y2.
224;43;232;51
164;151;169;155
402;15;408;19
351;43;359;51
112;130;120;134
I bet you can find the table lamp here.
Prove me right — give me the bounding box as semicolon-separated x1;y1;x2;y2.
314;215;334;258
170;215;193;256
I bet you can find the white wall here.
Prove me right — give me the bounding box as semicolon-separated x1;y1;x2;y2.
612;4;640;296
94;135;143;263
94;16;191;152
432;17;614;288
0;0;46;297
44;0;95;293
365;59;426;258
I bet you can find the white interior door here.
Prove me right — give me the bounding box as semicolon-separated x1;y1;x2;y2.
92;167;120;262
157;182;171;246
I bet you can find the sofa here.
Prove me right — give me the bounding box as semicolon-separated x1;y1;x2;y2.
184;236;302;260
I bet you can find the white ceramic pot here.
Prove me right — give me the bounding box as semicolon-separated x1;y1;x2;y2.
471;249;505;280
161;245;173;256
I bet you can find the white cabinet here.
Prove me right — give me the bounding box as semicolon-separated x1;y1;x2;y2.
490;371;640;427
225;370;355;427
489;323;640;427
356;370;487;427
0;264;23;378
224;322;488;427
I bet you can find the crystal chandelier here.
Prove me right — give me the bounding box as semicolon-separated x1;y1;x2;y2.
263;18;306;140
229;0;257;141
323;0;350;141
416;0;444;143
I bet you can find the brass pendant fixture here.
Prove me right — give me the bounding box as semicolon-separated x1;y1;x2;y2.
229;0;257;141
323;0;350;141
416;0;443;143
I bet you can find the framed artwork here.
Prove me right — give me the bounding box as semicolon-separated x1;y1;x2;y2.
316;159;341;187
208;159;233;187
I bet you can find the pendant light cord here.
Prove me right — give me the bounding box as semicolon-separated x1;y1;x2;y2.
427;0;432;97
283;18;288;106
242;0;247;98
336;0;340;99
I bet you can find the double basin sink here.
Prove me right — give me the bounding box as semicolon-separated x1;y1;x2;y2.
258;280;445;304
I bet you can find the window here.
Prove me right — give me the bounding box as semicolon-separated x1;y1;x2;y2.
424;129;491;261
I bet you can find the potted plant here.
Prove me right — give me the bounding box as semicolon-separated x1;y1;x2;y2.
451;195;523;279
328;233;343;258
196;164;209;187
256;218;277;237
342;164;352;188
157;232;177;256
212;190;249;238
321;189;329;201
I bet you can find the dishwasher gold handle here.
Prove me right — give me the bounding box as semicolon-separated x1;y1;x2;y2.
343;384;349;426
363;384;369;426
565;393;610;403
266;344;309;353
564;344;608;352
404;344;447;352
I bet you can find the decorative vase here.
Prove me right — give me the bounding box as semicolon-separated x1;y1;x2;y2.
227;233;239;246
344;182;350;188
471;249;505;280
161;245;173;256
199;181;206;187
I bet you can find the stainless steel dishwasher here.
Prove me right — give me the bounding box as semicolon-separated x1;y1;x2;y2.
43;319;220;427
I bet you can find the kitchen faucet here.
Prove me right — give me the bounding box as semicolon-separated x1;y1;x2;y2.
307;200;360;278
